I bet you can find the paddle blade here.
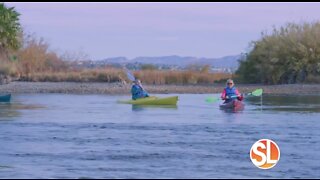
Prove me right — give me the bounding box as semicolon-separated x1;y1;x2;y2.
126;70;135;81
206;97;220;103
251;88;263;96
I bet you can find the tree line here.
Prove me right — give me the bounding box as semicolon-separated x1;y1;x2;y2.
236;21;320;84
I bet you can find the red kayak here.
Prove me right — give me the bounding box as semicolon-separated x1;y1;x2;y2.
219;99;244;110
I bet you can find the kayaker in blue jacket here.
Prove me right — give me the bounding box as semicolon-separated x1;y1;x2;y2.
221;79;243;103
131;79;149;100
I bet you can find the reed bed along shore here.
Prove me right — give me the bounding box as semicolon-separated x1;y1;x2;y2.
17;69;232;85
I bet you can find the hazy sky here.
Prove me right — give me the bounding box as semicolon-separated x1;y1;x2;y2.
5;2;320;60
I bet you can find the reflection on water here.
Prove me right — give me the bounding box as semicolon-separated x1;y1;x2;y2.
0;103;20;119
132;105;178;111
219;107;244;114
0;101;45;120
246;95;320;113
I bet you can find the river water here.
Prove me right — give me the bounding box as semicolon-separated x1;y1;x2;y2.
0;94;319;178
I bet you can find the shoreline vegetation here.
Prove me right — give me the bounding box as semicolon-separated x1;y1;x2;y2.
1;81;320;95
1;3;320;95
15;69;233;85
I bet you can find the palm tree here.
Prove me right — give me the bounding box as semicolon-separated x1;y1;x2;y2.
0;3;22;60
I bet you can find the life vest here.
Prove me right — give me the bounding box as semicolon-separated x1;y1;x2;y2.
131;84;147;100
225;86;237;98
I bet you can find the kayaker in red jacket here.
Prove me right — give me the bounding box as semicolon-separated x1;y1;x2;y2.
221;79;243;103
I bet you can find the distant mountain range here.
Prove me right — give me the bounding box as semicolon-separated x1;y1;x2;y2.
97;54;243;69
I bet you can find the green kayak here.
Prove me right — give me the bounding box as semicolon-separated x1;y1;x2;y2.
118;96;178;105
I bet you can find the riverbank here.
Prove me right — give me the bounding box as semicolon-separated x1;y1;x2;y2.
1;81;320;95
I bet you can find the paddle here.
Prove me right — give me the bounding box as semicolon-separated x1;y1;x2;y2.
124;68;149;94
205;88;263;103
125;68;136;82
247;88;263;97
